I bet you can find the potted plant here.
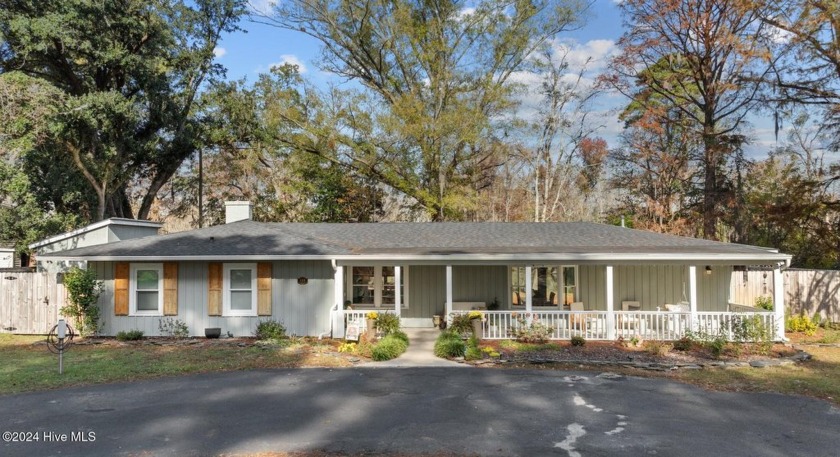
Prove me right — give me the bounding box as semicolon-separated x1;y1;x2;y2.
366;311;378;338
468;310;484;340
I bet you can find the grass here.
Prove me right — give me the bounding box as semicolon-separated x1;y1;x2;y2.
0;334;354;395
671;344;840;405
792;326;840;344
494;331;840;406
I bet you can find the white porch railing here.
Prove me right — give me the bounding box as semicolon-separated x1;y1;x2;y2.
452;310;776;341
343;309;398;332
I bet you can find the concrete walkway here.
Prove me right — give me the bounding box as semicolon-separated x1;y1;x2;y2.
358;328;467;367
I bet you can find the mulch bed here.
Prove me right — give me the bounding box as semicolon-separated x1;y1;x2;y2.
472;340;803;370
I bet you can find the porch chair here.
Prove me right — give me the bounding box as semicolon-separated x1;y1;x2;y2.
569;302;586;335
619;301;643;337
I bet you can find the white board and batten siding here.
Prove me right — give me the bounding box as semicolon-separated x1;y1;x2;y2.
404;265;508;322
0;272;65;334
93;260;335;337
606;265;731;312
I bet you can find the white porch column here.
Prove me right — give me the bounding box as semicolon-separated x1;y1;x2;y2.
445;265;453;321
606;265;615;340
394;266;402;318
688;265;698;331
773;264;786;341
525;266;533;313
333;265;345;338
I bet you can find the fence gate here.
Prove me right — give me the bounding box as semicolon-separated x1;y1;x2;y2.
0;271;64;334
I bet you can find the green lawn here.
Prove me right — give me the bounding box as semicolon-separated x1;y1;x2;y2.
0;334;354;394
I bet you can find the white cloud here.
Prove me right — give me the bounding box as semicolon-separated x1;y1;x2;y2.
768;25;793;45
213;47;227;58
548;38;618;72
270;54;308;74
248;0;277;15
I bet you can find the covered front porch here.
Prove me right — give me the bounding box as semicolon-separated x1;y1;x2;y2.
331;262;787;342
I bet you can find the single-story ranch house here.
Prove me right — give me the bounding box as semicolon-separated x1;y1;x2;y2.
35;202;791;341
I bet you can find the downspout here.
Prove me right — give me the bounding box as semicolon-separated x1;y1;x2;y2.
318;259;340;339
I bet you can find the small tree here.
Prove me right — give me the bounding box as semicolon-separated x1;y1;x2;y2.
61;267;103;337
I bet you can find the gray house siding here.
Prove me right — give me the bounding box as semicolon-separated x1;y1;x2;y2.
107;225;160;243
93;260;334;337
405;266;445;319
404;265;507;320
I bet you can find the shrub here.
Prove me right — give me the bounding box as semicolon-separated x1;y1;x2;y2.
464;336;482;361
786;314;817;336
812;312;823;328
158;318;189;338
644;340;672;356
570;335;585;347
116;330;144;341
375;313;401;335
509;313;553;343
686;328;728;358
60;267;104;337
371;334;408;361
673;337;693;351
754;295;773;311
732;315;773;343
434;331;466;358
708;335;727;358
390;330;409;345
449;313;473;335
255;319;287;340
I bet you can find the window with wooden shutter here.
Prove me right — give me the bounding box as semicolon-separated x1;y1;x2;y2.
208;263;222;316
114;262;129;316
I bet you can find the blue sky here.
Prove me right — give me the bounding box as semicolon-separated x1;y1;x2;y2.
213;1;779;155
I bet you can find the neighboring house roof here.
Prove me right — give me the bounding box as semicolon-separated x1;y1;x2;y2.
28;218;163;250
39;221;791;265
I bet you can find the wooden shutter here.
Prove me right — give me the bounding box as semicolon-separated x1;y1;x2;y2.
257;262;272;316
163;262;178;316
114;262;129;316
208;263;222;316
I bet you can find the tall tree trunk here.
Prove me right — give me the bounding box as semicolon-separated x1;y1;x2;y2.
702;126;718;240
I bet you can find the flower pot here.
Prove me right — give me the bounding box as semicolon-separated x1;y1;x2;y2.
366;318;377;338
471;318;483;340
432;315;442;328
205;328;221;339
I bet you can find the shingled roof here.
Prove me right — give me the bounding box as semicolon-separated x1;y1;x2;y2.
39;221;790;265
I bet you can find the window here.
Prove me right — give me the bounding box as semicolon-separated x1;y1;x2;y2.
346;266;408;308
224;263;257;316
130;263;163;316
510;265;578;307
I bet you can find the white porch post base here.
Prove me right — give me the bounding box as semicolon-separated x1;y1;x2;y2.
445;265;453;322
525;266;532;313
395;266;402;318
606;265;615;340
333;265;345;338
774;265;786;341
689;265;698;332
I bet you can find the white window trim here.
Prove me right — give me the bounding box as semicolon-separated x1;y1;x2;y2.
509;265;578;308
129;263;164;316
345;265;409;309
223;263;258;317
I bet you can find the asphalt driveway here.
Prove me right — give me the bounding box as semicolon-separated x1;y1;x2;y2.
1;367;838;456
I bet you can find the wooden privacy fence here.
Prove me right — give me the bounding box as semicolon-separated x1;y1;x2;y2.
731;269;840;322
0;271;65;334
